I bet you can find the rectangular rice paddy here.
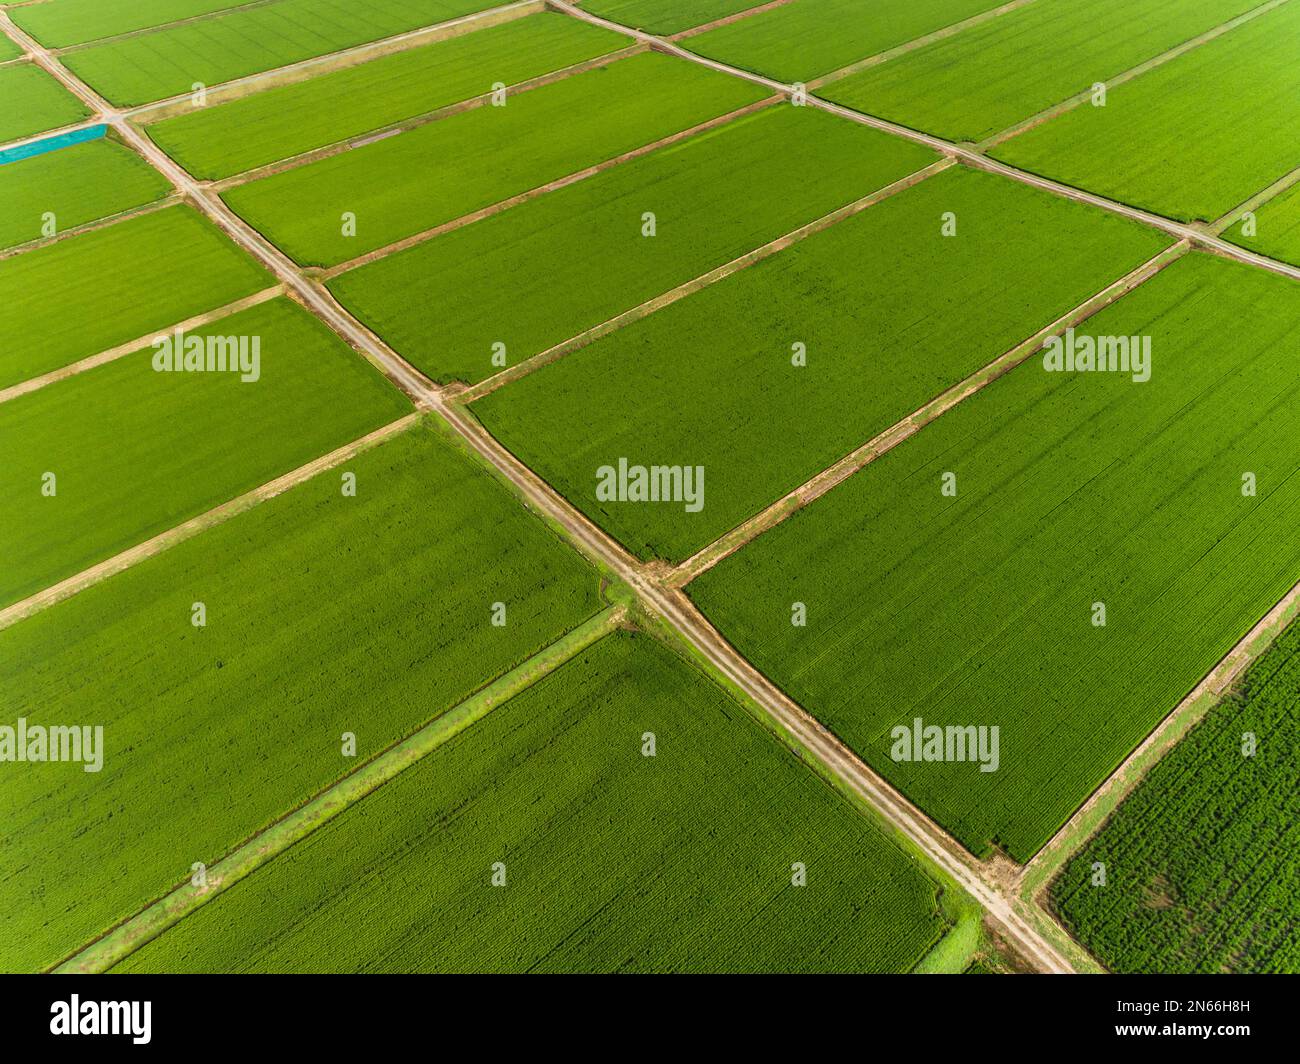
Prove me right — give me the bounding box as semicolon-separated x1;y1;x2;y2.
222;52;769;267
144;13;626;181
330;105;937;386
471;166;1171;562
821;0;1261;144
582;0;772;35
0;297;413;607
0;64;92;143
0;137;172;251
992;0;1300;222
688;252;1300;862
62;0;501;108
0;421;603;972
113;631;950;973
688;0;1009;84
0;36;22;63
0;205;272;387
11;0;259;49
1052;617;1300;973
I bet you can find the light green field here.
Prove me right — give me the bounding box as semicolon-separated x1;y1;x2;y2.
146;13;624;180
0;36;22;62
689;0;1007;84
62;0;499;107
331;105;936;385
993;0;1300;222
0;297;412;607
115;632;950;973
822;0;1259;143
1054;616;1300;973
0;206;271;387
0;422;603;973
0;138;171;251
583;0;769;34
223;52;768;267
690;253;1300;861
472;166;1170;562
11;0;256;48
1227;180;1300;267
0;64;92;143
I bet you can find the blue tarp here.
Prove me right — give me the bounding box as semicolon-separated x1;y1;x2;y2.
0;124;107;165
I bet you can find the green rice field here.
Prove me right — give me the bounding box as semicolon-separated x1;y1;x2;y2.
115;632;951;973
144;13;624;180
0;64;91;143
689;253;1300;861
582;0;769;35
0;205;272;387
62;0;500;107
11;0;258;49
822;0;1260;143
0;422;603;972
993;0;1300;222
688;0;1007;84
472;167;1169;561
1053;615;1300;973
0;137;172;251
8;0;1300;980
0;297;411;607
331;105;936;385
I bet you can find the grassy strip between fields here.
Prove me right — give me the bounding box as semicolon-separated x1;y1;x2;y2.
913;894;983;973
56;604;627;973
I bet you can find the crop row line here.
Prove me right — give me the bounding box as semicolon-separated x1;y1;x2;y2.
54;601;628;973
